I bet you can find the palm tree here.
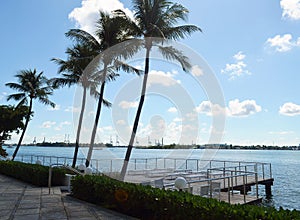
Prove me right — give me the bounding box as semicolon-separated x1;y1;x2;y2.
66;11;141;167
51;42;101;168
120;0;201;179
6;69;55;160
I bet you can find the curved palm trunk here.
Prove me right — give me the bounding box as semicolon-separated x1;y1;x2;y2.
12;98;33;161
85;64;108;167
120;48;151;180
72;87;87;168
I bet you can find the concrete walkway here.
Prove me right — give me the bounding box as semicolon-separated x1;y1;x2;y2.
0;174;137;220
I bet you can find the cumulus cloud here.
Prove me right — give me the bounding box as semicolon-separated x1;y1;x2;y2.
195;99;261;117
116;119;126;125
41;121;56;128
191;65;204;76
147;70;180;87
195;101;226;116
221;51;251;80
266;34;300;52
280;0;300;20
119;101;138;109
69;0;134;35
279;102;300;116
168;107;178;113
228;99;262;117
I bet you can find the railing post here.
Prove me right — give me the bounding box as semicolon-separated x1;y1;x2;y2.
269;163;272;178
48;166;52;194
243;175;246;204
227;177;231;204
235;167;237;186
245;166;248;184
255;172;259;198
262;164;265;180
186;160;188;170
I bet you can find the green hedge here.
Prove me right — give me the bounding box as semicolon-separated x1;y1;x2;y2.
0;160;72;186
71;175;300;220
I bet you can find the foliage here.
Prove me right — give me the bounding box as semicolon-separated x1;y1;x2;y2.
0;161;73;186
71;175;300;220
0;105;29;148
5;69;55;160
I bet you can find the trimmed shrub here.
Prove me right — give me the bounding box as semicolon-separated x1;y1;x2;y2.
71;175;300;220
0;160;73;186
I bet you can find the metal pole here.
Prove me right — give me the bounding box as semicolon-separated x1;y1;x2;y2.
48;166;52;194
270;163;272;178
243;175;246;203
235;167;237;186
262;164;265;180
255;172;259;198
227;177;230;204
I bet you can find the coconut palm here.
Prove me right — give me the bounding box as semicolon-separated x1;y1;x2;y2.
51;42;103;168
6;69;55;160
66;11;141;167
120;0;201;179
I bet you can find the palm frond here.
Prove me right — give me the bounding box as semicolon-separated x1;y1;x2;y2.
7;93;26;102
114;60;143;76
66;29;100;50
158;45;192;72
164;25;201;40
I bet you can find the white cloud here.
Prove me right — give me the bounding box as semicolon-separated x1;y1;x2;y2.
48;104;60;111
279;102;300;116
195;99;261;117
221;51;251;80
233;51;246;61
191;65;204;76
116;119;126;125
65;106;81;113
54;121;71;131
266;34;300;52
195;101;226;116
147;70;180;87
173;117;182;122
69;0;134;35
168;107;178;113
228;99;262;117
119;101;138;109
280;0;300;20
41;121;56;129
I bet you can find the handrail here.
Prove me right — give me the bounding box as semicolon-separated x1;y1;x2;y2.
48;163;83;194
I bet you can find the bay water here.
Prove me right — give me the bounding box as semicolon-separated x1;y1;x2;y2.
3;146;299;210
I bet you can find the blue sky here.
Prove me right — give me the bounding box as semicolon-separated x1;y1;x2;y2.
1;0;300;146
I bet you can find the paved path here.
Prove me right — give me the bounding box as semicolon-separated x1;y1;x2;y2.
0;174;137;220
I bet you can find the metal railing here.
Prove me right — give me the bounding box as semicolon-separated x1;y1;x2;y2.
14;154;272;181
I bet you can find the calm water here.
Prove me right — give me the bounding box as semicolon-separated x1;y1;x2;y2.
3;146;300;210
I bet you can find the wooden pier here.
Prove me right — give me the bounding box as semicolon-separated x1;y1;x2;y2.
123;159;274;205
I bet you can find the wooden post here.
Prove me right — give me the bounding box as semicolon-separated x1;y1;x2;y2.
265;184;272;197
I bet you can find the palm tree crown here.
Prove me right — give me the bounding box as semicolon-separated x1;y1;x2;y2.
6;69;55;108
120;0;201;179
6;69;55;160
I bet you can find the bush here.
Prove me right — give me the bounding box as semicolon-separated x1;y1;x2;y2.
0;160;73;186
71;175;300;220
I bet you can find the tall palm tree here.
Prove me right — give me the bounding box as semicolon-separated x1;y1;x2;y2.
66;11;141;167
120;0;201;179
51;42;102;168
6;69;55;160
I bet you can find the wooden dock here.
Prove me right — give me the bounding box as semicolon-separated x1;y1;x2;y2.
123;159;274;205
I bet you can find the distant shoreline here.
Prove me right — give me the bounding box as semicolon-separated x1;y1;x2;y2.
3;143;300;151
